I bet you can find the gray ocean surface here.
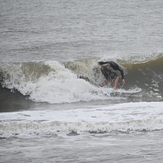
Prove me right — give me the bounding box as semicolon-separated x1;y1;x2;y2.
0;0;163;162
1;0;162;62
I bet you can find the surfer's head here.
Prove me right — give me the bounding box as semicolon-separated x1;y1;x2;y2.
98;61;105;65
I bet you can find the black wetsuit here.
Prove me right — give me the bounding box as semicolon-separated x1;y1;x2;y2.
100;61;124;79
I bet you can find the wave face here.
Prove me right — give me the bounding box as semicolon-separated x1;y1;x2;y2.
0;55;163;104
121;55;163;96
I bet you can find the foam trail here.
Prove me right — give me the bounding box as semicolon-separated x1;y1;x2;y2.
1;102;163;138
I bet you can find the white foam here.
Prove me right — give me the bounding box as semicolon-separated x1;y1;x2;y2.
2;61;126;103
2;61;160;104
1;102;163;137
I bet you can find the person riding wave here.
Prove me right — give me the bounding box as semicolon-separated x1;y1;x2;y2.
98;61;125;90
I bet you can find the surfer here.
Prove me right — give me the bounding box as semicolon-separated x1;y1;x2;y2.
98;61;125;90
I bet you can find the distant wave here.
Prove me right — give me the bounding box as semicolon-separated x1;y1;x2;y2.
0;54;163;104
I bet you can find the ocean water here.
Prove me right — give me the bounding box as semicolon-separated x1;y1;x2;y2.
0;0;163;162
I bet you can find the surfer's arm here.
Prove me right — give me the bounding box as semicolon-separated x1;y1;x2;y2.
112;62;125;84
118;67;125;84
119;68;125;85
118;67;124;79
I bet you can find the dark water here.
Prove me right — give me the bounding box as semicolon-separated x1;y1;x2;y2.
0;85;34;112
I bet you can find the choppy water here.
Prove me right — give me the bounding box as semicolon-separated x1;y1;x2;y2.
1;0;163;62
0;0;163;162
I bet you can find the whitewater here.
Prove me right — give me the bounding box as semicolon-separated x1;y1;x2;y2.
0;0;163;162
1;102;163;137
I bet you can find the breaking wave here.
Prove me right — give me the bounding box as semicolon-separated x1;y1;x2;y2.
0;54;163;104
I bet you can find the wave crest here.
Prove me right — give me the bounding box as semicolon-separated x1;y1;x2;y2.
0;54;163;103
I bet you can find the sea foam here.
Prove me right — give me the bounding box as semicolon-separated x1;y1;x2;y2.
1;102;163;138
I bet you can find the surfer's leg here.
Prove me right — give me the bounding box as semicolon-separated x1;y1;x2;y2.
100;80;110;87
100;65;110;86
101;66;109;79
113;76;119;90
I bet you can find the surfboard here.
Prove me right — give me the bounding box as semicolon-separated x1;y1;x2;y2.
110;88;142;96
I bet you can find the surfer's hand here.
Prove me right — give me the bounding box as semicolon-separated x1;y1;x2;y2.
122;79;125;85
